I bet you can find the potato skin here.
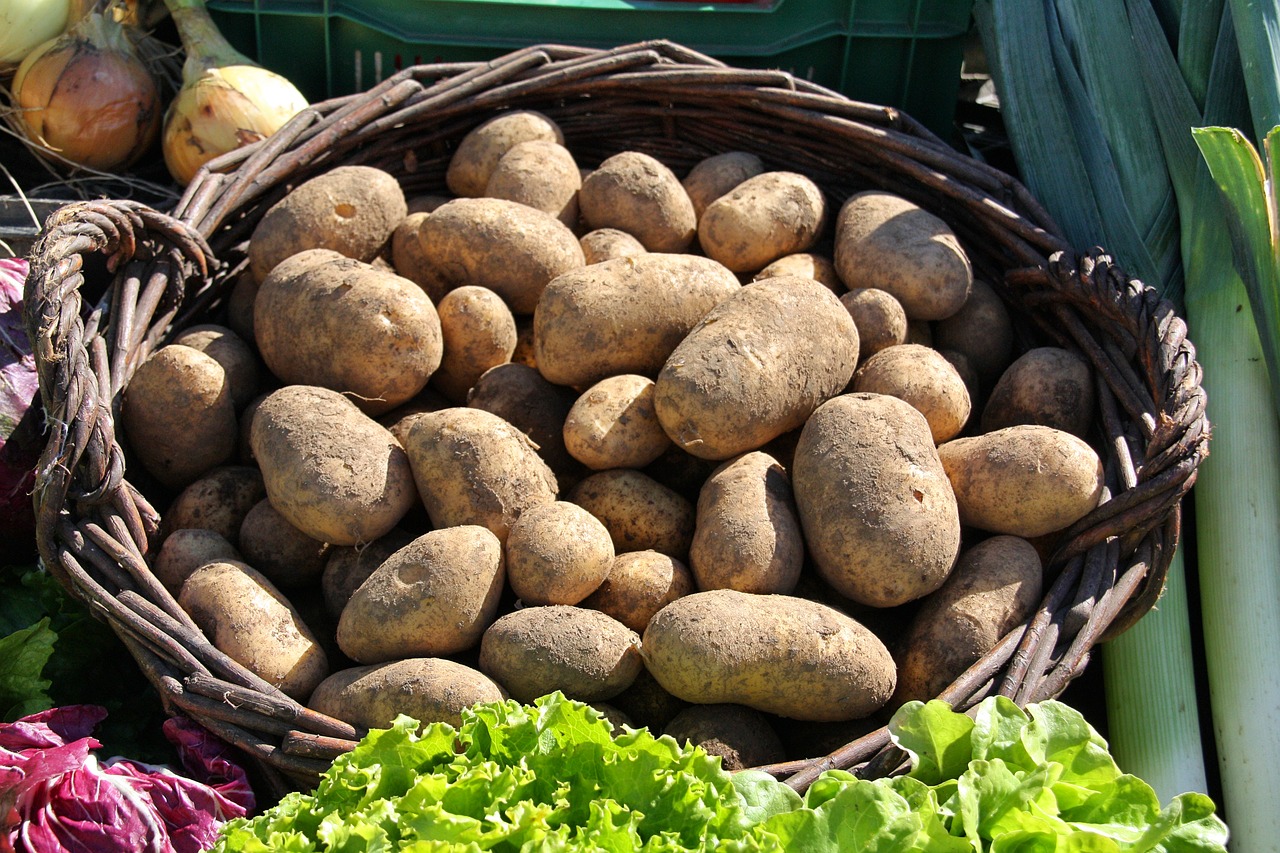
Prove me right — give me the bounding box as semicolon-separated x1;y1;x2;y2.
579;228;647;265
485;140;581;227
336;526;505;663
322;528;415;619
833;190;972;321
662;704;785;771
579;151;697;253
533;253;740;388
467;362;585;489
851;343;972;444
160;465;265;546
310;658;508;731
938;425;1105;537
654;275;859;460
933;279;1014;385
563;375;670;471
697;171;827;273
689;451;803;595
390;211;448;303
505;500;615;606
154;529;240;594
180;559;329;701
681;151;765;219
980;347;1094;437
478;605;643;703
255;249;443;416
754;252;843;293
171;324;260;412
237;498;331;589
641;590;896;721
446;110;564;198
893;535;1043;704
402;407;559;544
839;288;908;358
430;285;517;404
248;165;407;283
792;393;961;607
568;469;694;561
580;549;694;632
250;385;418;546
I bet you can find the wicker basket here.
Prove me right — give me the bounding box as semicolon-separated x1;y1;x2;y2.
23;40;1208;799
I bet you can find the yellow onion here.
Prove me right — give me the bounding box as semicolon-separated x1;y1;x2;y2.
161;0;308;186
0;0;72;73
11;9;161;172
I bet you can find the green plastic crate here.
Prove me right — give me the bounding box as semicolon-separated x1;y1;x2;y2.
206;0;974;137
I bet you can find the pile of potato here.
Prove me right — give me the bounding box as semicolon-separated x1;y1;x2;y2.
127;109;1106;767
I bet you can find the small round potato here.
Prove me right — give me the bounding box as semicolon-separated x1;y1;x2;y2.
839;288;909;359
681;151;765;219
579;151;697;253
467;362;585;489
321;528;415;619
580;549;694;632
248;165;407;283
663;704;786;771
180;559;329;701
568;469;695;561
851;343;972;443
153;529;240;594
250;385;418;546
446;110;564;198
478;605;643;703
310;658;508;731
641;590;896;722
171;324;261;412
505;501;615;606
337;526;505;663
754;252;843;293
430;285;518;404
237;499;331;589
689;451;803;595
833;190;972;321
485;140;581;227
933;279;1015;384
938;425;1106;538
563;375;670;471
160;466;265;546
697;171;827;273
122;345;237;489
981;347;1095;437
579;228;647;265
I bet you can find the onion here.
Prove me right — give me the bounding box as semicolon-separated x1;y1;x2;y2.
161;0;308;186
11;9;161;172
0;0;71;73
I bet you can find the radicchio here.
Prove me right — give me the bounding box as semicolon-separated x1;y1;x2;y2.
0;258;39;549
0;706;254;853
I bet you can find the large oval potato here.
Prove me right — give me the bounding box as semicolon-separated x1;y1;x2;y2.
445;110;564;198
851;343;972;443
578;151;697;252
697;171;827;272
310;658;508;731
654;276;859;460
642;590;896;722
250;385;418;546
533;253;740;388
563;374;670;471
689;451;803;595
568;469;694;561
255;249;443;415
478;605;643;703
792;393;961;607
416;197;585;314
402;407;558;544
336;525;505;663
180;559;329;701
938;425;1105;537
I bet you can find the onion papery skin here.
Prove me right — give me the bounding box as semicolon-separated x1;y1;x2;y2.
12;17;162;172
162;63;307;186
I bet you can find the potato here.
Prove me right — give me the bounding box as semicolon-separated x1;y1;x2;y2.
579;228;647;265
893;535;1043;704
792;393;961;607
430;286;517;403
446;110;564;198
505;500;615;606
579;151;697;252
390;212;449;303
254;249;443;416
981;347;1094;437
226;271;259;343
179;559;329;700
568;469;694;560
321;528;415;619
662;704;785;771
580;549;693;632
689;451;803;595
641;590;896;722
563;375;670;470
160;466;265;546
851;343;972;443
654;276;859;460
171;324;261;412
485;139;581;227
248;165;407;283
122;345;237;489
416;197;585;314
609;666;688;732
938;425;1105;538
467;362;585;488
754;252;843;293
402;407;558;544
933;279;1015;384
250;385;418;546
478;605;643;703
533;253;740;388
237;499;330;589
697;171;826;272
407;194;452;215
833;190;972;321
337;526;505;663
153;529;240;593
839;288;908;359
310;658;507;731
681;151;765;219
